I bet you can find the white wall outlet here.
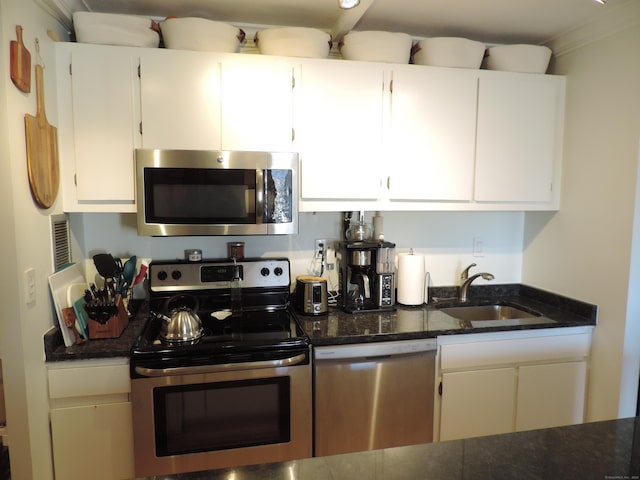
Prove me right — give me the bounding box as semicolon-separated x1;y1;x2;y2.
473;237;485;257
24;267;36;305
315;239;327;259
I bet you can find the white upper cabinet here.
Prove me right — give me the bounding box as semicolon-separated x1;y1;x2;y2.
297;60;385;201
55;42;565;213
56;43;141;212
475;72;565;203
387;66;478;202
139;49;222;150
139;50;295;152
220;56;295;152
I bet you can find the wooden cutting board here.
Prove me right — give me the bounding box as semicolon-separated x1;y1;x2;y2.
25;64;59;208
10;25;31;93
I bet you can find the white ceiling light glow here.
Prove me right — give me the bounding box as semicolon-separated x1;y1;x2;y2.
339;0;360;9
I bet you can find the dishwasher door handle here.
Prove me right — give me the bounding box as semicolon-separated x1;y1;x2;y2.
364;355;392;361
314;339;436;361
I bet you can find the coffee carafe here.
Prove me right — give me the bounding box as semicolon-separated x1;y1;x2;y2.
339;240;396;313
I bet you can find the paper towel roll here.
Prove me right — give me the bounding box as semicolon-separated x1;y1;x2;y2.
397;253;426;305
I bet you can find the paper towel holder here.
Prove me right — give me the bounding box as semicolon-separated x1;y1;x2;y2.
397;249;428;306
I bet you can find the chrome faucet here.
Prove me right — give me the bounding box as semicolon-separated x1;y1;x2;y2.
459;263;494;302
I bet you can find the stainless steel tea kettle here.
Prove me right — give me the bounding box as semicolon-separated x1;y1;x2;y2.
154;294;204;344
158;307;203;344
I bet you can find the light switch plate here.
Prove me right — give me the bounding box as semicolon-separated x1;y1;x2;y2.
24;267;36;305
473;237;485;257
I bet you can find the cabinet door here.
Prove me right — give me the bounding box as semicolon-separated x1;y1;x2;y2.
298;61;384;200
140;49;221;150
475;73;562;202
440;367;516;441
70;47;140;203
50;402;134;480
516;361;587;431
220;57;295;152
387;66;477;201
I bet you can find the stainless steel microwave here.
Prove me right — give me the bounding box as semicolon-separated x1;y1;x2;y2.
135;149;298;236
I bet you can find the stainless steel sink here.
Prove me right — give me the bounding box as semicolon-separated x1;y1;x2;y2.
439;304;540;321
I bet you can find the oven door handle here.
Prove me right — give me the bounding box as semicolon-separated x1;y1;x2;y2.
134;352;307;377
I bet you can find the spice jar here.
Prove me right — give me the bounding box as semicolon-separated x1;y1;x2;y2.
185;249;202;262
227;242;245;260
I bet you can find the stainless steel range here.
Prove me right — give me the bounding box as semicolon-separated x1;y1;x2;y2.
130;258;312;477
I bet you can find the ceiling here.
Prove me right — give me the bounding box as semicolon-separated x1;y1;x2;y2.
54;0;630;45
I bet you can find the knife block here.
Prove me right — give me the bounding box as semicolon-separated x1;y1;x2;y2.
87;295;129;339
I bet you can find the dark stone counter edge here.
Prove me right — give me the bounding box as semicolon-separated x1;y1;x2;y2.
133;416;640;480
44;284;596;362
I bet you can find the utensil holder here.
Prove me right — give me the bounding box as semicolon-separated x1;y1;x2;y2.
87;295;129;339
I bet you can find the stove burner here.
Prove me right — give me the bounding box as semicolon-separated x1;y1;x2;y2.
131;258;310;377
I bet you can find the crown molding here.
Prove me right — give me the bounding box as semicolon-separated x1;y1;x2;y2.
34;0;84;30
546;0;640;56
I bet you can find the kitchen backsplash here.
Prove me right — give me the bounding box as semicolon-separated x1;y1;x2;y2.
69;210;527;287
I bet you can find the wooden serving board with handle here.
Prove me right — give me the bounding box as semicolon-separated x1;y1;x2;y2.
10;25;31;93
25;64;59;208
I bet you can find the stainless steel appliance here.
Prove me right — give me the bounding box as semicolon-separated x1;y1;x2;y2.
339;241;396;313
313;339;436;457
135;149;298;236
130;258;312;477
293;276;328;316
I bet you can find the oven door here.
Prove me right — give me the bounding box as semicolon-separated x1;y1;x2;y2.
131;352;312;477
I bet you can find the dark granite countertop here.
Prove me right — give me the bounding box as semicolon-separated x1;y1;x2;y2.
44;284;596;361
44;299;147;362
298;284;597;347
136;416;640;479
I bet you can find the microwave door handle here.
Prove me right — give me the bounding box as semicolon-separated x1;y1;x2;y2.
256;169;265;224
134;352;307;377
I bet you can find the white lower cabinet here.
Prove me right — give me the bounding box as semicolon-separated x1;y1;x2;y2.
516;361;587;431
437;328;591;442
47;358;134;480
50;402;133;480
440;367;516;441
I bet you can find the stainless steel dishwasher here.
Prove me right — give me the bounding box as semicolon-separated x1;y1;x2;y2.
313;338;436;457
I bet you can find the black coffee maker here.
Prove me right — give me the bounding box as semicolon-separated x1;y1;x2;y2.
339;241;396;313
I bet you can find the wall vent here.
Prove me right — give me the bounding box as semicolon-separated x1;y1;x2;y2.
50;214;71;271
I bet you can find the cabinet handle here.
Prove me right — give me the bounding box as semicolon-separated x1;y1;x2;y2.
292;128;295;142
438;381;443;396
387;176;391;190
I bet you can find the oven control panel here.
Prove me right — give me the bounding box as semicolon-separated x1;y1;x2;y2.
149;258;290;293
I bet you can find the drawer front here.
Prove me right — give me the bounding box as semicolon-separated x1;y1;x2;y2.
48;359;130;399
440;333;591;371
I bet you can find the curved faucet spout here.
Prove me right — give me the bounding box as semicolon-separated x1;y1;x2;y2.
458;264;494;302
